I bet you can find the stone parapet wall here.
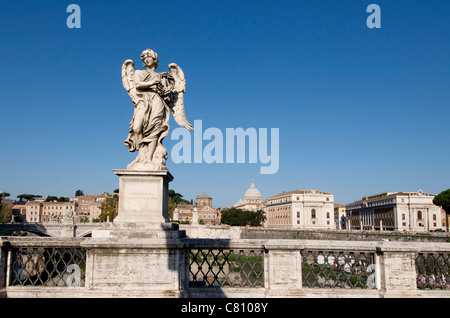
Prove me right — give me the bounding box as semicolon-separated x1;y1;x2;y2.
1;236;450;298
180;224;450;242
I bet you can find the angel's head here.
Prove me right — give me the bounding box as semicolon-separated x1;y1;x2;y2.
141;49;159;69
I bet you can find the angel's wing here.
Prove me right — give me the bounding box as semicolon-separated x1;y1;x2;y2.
168;63;193;131
121;59;138;103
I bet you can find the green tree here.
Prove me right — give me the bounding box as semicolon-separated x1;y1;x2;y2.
16;194;42;203
433;189;450;214
75;190;84;197
220;208;246;226
0;202;12;222
434;189;450;231
45;196;69;202
248;210;266;226
167;189;191;221
168;190;190;205
0;192;10;202
45;196;59;202
98;197;118;222
168;198;176;220
220;208;265;227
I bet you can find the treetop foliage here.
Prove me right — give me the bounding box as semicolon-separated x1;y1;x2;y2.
220;207;265;227
433;189;450;214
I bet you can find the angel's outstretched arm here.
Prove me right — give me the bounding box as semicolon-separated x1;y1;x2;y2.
135;77;161;90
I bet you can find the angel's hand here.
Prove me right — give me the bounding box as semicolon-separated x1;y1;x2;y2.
136;79;159;89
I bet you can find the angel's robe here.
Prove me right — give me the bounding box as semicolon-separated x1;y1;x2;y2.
124;69;170;152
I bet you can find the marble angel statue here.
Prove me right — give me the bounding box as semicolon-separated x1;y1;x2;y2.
121;49;193;170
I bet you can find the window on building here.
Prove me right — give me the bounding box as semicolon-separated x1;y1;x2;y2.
417;211;422;220
311;209;316;219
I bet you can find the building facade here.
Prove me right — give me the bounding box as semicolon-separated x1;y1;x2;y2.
196;193;220;225
25;193;111;223
174;204;194;223
26;200;77;223
173;194;219;225
265;187;335;229
70;193;110;221
11;204;26;222
334;203;347;230
346;190;443;232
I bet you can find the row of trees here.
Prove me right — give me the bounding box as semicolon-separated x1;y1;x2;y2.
1;189;86;205
220;207;266;227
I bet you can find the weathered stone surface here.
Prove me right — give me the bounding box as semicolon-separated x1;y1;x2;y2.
3;236;450;298
93;222;185;239
267;250;302;290
113;169;173;225
383;251;417;291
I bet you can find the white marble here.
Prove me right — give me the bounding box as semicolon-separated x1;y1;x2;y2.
113;169;173;225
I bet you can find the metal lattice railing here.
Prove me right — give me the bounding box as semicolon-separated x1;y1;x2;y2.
189;249;264;288
9;247;86;287
301;250;376;289
416;253;450;290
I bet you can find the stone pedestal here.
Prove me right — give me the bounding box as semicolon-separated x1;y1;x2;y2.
86;169;187;296
82;238;188;297
90;169;186;239
113;169;173;224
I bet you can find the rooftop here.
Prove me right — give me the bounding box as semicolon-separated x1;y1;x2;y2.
266;187;332;200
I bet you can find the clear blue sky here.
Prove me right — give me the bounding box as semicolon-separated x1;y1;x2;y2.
0;0;449;207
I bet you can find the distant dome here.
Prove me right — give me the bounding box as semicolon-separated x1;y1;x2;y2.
244;181;261;200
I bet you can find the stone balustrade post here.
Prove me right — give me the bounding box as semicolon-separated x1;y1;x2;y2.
264;241;303;297
0;238;8;297
376;247;418;297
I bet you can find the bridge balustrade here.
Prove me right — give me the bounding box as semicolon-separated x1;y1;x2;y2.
1;237;449;297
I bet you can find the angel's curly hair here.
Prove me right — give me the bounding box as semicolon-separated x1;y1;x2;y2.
141;49;159;68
